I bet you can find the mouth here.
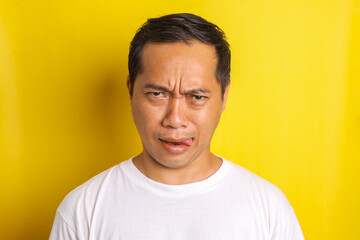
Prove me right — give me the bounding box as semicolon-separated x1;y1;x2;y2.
159;138;193;146
159;138;194;154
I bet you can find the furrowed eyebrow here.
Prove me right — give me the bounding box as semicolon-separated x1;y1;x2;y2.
185;88;211;95
144;84;170;92
143;84;210;95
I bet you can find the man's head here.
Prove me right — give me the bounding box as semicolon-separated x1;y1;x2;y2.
127;13;231;172
128;13;230;99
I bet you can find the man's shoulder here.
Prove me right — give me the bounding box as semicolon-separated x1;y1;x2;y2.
56;159;131;220
223;158;304;239
225;159;289;203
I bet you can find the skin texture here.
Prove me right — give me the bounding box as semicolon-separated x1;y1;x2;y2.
128;40;229;185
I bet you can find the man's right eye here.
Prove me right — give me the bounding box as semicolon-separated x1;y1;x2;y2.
151;92;162;97
146;92;166;100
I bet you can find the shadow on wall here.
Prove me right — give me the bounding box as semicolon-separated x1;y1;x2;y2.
44;60;140;239
87;67;137;168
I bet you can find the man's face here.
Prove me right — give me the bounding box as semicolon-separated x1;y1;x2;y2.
129;40;229;169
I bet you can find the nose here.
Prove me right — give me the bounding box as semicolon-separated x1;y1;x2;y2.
162;97;188;129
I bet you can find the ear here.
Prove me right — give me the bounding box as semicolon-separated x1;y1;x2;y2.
221;82;230;112
127;75;132;103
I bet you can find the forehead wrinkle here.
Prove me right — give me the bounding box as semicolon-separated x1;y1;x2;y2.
163;65;213;97
141;41;219;97
145;61;216;97
162;64;184;96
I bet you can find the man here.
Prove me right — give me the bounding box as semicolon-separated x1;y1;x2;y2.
50;13;304;239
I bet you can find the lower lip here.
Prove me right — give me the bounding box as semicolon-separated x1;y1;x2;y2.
159;139;193;154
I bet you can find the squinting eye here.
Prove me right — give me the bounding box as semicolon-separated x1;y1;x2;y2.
146;92;166;100
189;95;208;105
151;92;162;97
192;95;204;101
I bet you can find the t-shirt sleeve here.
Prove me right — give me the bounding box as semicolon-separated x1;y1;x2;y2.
271;190;305;240
49;211;77;240
280;204;305;239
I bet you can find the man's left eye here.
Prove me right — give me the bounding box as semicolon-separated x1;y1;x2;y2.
192;95;204;101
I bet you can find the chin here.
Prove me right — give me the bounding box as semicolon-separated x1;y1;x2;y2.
152;153;194;169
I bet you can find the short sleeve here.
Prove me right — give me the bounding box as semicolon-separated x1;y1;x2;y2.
280;204;305;239
49;211;77;240
271;191;305;240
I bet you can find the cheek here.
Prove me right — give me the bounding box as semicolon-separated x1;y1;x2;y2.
132;100;163;134
194;104;222;136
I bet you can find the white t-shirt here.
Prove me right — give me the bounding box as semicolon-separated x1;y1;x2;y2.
50;157;304;240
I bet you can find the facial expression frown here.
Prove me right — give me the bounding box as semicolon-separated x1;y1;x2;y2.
129;40;229;171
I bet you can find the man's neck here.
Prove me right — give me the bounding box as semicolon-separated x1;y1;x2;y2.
132;152;223;185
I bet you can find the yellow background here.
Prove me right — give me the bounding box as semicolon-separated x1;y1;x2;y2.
1;0;359;239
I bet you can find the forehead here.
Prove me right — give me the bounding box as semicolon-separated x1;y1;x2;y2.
142;40;217;60
139;41;218;87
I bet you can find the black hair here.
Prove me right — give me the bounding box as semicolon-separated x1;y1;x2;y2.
128;13;231;98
